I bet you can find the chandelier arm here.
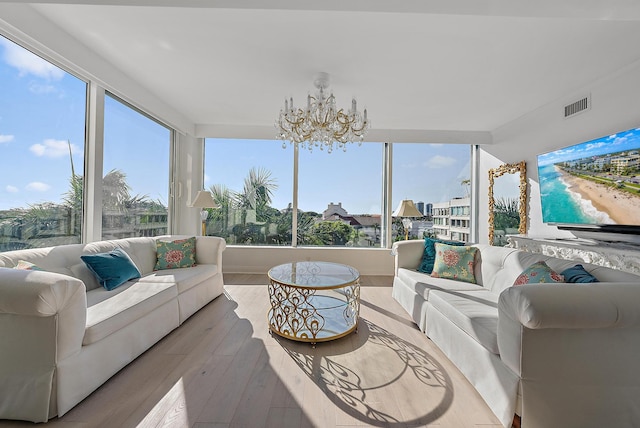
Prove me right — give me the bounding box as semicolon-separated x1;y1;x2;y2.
276;74;369;150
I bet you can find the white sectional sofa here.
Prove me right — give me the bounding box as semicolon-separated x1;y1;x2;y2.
392;239;640;428
0;235;226;423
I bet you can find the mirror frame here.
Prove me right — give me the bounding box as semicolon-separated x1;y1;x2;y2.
488;160;527;245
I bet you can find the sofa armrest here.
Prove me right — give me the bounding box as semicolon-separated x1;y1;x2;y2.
499;282;640;331
391;240;424;275
0;268;87;422
195;236;226;267
497;282;640;427
0;268;87;360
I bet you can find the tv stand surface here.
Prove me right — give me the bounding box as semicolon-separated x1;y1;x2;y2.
506;235;640;275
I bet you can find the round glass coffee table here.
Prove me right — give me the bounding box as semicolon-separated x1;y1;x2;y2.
267;261;360;345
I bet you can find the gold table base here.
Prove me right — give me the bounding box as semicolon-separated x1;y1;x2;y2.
267;277;360;345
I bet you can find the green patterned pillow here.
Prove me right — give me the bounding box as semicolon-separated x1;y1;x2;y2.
513;261;564;285
155;237;197;270
431;243;478;284
418;237;465;273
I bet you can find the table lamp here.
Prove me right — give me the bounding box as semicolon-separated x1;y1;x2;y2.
191;190;219;236
393;199;423;240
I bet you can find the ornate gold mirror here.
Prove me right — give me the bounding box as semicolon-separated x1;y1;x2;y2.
488;161;527;245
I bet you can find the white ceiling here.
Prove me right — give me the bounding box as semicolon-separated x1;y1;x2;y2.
3;1;640;142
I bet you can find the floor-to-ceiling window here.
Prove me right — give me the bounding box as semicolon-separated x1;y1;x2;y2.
392;144;472;242
297;143;383;246
205;139;473;247
204;139;293;245
0;36;176;252
102;94;171;240
0;36;87;251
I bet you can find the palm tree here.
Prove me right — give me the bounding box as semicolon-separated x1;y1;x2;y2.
62;174;83;236
208;183;234;236
102;169;136;211
234;167;278;223
461;178;471;197
209;167;285;243
494;197;520;232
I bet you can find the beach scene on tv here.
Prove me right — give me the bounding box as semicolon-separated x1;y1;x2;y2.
537;128;640;226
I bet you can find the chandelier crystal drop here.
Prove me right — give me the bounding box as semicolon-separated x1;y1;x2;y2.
275;72;370;153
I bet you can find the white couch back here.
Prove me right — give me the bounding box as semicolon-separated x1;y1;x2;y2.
0;237;157;291
473;244;640;294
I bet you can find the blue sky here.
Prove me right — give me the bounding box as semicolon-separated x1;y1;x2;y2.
537;128;640;167
0;36;86;211
0;36;169;211
1;35;470;214
205;139;471;214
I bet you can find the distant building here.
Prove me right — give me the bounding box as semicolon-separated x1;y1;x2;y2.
322;202;349;220
424;203;433;218
322;203;382;246
409;220;434;238
592;155;611;171
611;154;640;174
432;197;471;243
415;201;425;215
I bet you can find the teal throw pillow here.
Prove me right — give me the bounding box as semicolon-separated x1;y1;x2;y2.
81;247;141;291
430;243;479;284
14;260;44;271
155;237;196;270
418;237;465;274
513;261;564;286
561;264;599;283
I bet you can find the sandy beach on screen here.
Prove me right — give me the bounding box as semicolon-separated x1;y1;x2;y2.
557;168;640;224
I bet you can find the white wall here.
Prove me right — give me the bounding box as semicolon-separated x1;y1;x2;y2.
478;59;640;242
223;246;394;276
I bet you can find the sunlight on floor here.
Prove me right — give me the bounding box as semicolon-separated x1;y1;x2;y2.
138;377;189;427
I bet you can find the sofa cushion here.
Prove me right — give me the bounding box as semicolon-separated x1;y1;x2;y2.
429;289;500;354
111;237;157;275
513;261;564;286
397;268;485;301
431;243;478;284
418;237;465;273
84;281;177;345
155;237;197;270
136;264;218;294
81;248;141;291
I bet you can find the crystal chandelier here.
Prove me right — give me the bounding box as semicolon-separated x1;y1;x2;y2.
275;72;369;153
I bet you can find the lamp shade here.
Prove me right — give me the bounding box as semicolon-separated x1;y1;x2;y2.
392;199;423;217
190;190;219;209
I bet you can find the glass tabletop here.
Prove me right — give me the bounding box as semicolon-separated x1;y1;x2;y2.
268;261;360;289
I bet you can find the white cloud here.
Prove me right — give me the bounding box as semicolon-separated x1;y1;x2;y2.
29;82;58;95
5;185;18;193
30;139;79;158
0;38;64;80
585;142;607;151
0;134;14;144
204;174;211;185
26;182;51;192
425;155;456;168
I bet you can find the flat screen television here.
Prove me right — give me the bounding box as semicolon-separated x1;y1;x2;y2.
536;126;640;243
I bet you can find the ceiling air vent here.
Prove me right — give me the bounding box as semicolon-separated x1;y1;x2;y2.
564;95;590;118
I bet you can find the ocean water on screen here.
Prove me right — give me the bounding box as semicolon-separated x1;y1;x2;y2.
538;164;613;225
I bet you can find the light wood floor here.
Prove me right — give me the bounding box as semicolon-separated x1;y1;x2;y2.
1;274;503;428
